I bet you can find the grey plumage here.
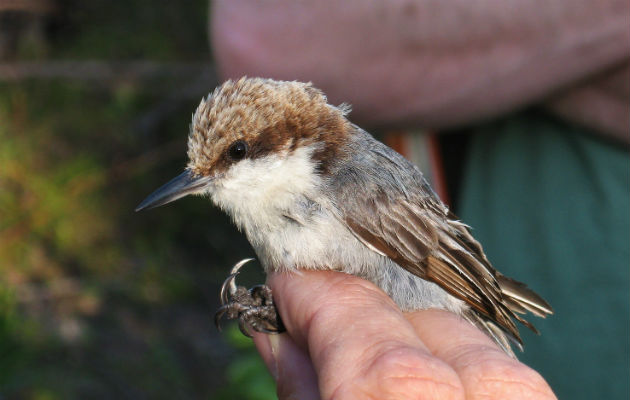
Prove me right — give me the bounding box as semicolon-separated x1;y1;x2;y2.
298;127;551;355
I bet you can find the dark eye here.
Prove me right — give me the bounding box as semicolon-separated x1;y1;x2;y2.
227;140;248;160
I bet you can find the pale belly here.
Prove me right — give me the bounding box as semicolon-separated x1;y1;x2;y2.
246;212;466;315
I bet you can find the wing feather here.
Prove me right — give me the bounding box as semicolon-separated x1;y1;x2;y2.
329;130;552;346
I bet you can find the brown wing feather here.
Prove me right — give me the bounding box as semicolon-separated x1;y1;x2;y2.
331;129;552;347
344;197;530;343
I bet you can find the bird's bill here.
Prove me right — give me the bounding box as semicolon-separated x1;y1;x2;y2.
135;170;212;211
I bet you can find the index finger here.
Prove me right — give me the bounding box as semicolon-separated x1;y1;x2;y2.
406;310;557;400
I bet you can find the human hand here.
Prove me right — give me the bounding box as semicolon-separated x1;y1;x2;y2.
253;270;557;400
545;60;630;145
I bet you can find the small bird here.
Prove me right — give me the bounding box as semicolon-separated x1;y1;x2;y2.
136;77;552;356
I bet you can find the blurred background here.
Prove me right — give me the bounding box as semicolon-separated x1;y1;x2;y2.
0;1;276;398
1;1;628;399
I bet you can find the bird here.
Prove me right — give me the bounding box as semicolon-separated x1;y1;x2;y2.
136;77;552;356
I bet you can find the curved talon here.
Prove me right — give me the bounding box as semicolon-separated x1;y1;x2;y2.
230;258;255;275
214;258;285;337
219;273;239;305
214;305;229;331
265;312;286;334
257;325;281;335
238;317;253;338
219;258;255;305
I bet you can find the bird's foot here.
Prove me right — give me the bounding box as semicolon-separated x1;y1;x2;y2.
214;258;285;337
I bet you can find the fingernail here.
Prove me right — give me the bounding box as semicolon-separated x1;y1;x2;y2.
267;334;282;380
255;333;320;399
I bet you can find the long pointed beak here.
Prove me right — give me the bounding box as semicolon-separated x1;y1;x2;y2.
135;170;212;211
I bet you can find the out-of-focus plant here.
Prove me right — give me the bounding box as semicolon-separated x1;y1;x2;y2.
215;324;276;400
0;90;118;284
0;1;281;398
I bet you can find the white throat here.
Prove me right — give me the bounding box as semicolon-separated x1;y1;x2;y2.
208;145;320;234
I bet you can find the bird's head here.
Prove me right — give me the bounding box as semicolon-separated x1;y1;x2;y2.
136;77;352;212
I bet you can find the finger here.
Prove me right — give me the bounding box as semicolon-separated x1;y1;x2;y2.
268;271;464;400
406;309;557;400
253;332;320;400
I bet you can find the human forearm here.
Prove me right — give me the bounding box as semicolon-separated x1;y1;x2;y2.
211;0;629;129
545;61;630;145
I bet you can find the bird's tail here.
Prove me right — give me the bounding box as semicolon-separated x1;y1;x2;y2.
497;274;554;330
464;274;553;357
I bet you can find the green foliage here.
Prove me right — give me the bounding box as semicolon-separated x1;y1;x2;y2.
0;1;277;398
215;324;277;400
0;97;117;280
0;286;24;385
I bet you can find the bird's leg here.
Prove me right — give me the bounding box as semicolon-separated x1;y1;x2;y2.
214;259;285;337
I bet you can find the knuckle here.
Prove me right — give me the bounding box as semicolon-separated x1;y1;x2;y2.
468;359;556;400
334;347;464;400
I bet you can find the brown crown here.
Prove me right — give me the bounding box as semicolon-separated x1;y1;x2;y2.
187;77;352;176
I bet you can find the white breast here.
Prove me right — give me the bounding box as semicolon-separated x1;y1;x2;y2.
207;144;375;271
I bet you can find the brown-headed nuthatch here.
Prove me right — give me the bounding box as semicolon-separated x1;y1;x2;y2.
136;78;552;356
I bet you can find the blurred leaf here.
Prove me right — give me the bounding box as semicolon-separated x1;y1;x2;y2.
217;325;277;400
0;1;259;398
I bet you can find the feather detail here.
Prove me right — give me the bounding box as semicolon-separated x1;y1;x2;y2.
497;274;554;317
331;127;552;352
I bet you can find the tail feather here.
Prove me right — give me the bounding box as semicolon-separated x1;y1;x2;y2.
497;274;554;318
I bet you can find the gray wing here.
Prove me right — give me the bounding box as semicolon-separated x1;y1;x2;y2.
328;130;551;344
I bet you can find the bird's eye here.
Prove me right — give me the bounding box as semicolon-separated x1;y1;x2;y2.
227;140;248;160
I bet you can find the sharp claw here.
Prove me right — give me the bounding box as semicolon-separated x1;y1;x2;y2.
220;273;239;305
215;259;284;338
231;258;255;275
257;326;279;335
219;258;254;304
219;258;256;304
214;305;228;331
238;317;253;338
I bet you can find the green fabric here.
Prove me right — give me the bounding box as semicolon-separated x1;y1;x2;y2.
458;111;630;400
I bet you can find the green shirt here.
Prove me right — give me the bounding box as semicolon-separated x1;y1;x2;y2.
458;111;630;399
